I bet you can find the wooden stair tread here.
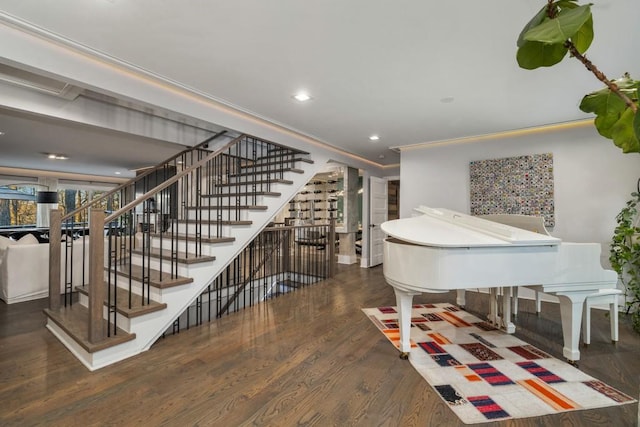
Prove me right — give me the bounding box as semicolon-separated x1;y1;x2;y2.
149;233;235;244
231;167;304;176
201;191;280;198
215;178;293;187
75;286;167;318
185;205;267;210
109;264;193;288
267;147;310;155
130;248;216;264
176;219;252;226
246;157;314;166
44;305;136;354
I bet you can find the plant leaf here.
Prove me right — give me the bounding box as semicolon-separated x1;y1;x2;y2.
517;41;567;69
572;15;593;53
555;0;579;9
634;109;640;144
610;108;640;153
517;6;548;48
524;4;592;44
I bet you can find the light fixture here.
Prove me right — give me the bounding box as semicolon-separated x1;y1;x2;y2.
45;153;69;160
369;135;380;141
114;171;122;175
293;92;312;102
0;131;5;136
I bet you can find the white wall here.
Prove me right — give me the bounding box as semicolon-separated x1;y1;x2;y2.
400;124;640;248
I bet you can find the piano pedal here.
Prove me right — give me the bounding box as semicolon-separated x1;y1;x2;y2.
399;352;410;360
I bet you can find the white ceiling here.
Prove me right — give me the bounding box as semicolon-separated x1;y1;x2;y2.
0;0;638;176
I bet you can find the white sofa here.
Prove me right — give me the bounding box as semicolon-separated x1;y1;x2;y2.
0;234;90;304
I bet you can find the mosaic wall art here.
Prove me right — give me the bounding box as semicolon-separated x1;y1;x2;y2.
469;153;554;227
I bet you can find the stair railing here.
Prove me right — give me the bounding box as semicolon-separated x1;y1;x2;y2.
170;220;336;330
48;130;229;310
49;132;311;345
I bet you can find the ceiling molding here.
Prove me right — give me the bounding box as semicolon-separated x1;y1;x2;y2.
391;119;595;151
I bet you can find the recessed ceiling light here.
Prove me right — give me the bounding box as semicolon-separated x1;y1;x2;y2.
114;171;122;175
293;92;312;102
369;135;380;141
379;154;385;159
0;131;5;136
45;153;69;160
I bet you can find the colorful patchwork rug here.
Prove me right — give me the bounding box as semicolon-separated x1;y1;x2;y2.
363;303;636;424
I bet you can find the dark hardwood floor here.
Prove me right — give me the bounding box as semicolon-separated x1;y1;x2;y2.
1;263;638;426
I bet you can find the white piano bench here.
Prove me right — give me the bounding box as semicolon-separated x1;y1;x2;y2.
582;289;623;346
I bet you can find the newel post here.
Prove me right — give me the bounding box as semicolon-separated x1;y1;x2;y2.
49;209;61;311
89;208;106;343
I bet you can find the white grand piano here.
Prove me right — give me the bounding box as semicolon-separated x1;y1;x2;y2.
381;206;618;363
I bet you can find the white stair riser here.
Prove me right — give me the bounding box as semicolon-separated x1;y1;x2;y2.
171;222;239;236
211;182;290;194
78;291;133;333
149;237;227;256
196;195;268;207
185;209;251;221
129;253;200;276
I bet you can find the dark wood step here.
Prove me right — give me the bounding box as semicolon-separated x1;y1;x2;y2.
44;305;136;353
109;264;193;289
267;146;310;155
185;205;267;211
215;178;293;187
176;219;253;226
150;233;235;244
75;286;167;318
243;158;314;168
201;191;280;198
231;167;304;176
130;248;215;265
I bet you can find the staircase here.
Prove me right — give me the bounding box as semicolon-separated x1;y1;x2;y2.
43;133;326;370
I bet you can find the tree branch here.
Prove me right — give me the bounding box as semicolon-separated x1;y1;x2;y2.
564;41;638;113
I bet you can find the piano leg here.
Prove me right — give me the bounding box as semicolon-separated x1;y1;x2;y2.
488;288;500;327
556;293;588;364
501;287;515;333
393;288;421;360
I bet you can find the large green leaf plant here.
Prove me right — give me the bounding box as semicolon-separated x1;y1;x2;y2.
517;0;640;153
518;1;640;330
609;188;640;331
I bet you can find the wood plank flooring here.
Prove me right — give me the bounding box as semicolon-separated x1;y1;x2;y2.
1;263;638;426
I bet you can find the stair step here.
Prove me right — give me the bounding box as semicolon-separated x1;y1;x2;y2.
76;286;168;318
110;264;193;289
150;233;235;244
243;158;314;167
201;191;280;198
130;248;216;264
267;146;310;155
215;178;293;187
176;219;253;226
44;305;136;353
185;205;267;211
231;167;304;176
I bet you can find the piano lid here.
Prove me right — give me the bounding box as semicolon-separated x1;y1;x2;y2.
380;206;561;248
